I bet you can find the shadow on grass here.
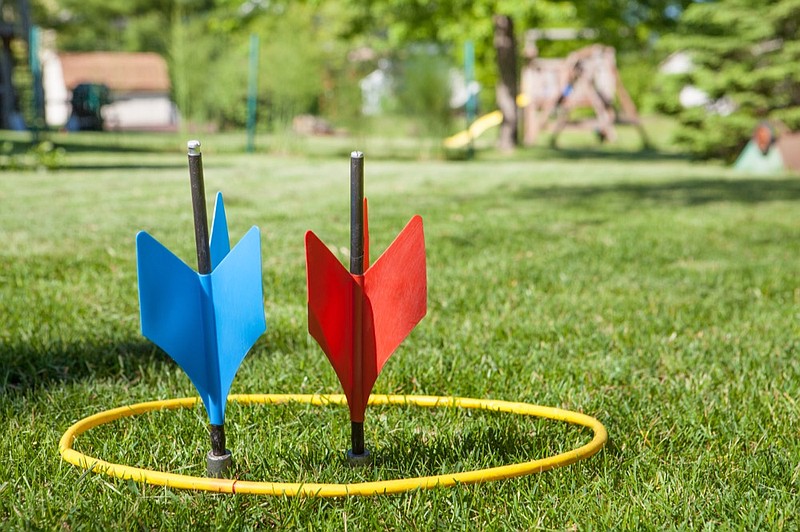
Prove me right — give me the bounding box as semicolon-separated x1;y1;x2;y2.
368;415;583;476
447;144;689;164
0;334;278;397
517;177;800;206
0;338;163;394
542;146;689;162
0;132;178;154
52;141;170;155
51;130;186;154
64;163;187;171
302;146;450;162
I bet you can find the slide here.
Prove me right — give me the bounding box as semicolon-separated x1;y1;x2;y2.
443;111;503;149
443;95;531;149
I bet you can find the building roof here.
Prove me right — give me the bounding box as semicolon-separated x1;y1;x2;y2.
59;52;171;93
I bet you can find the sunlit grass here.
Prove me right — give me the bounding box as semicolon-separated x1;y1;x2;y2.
0;131;798;528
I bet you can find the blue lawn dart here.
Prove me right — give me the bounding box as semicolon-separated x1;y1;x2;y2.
136;141;266;477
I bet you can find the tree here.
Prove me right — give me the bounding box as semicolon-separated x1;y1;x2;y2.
657;0;800;160
571;1;694;52
493;14;517;151
35;0;217;54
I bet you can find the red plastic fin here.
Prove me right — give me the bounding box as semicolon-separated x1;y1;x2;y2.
363;198;370;270
362;215;427;391
305;215;427;425
305;231;356;400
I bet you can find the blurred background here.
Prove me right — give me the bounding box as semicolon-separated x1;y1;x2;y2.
0;0;798;166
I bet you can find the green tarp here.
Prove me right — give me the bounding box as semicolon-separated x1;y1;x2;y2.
733;140;785;174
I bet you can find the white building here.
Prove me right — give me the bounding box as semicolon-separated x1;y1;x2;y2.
43;51;179;131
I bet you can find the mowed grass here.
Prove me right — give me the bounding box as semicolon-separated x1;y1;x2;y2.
1;130;799;529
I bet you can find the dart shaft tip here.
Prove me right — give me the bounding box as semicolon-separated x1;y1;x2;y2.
188;140;201;156
346;448;372;467
350;150;364;159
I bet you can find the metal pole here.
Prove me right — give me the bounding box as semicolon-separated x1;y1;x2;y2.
209;425;226;457
187;140;231;476
246;34;259;153
188;140;211;275
465;40;476;126
464;40;476;158
29;25;43;138
350;152;365;275
347;151;370;465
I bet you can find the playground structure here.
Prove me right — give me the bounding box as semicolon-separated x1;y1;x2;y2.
445;29;648;149
521;32;648;147
0;0;41;130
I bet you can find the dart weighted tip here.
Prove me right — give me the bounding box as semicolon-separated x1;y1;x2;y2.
346;448;372;467
347;421;370;466
188;140;201;155
206;450;232;477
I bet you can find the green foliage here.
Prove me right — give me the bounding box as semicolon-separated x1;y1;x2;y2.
10;39;36;127
651;72;687;116
572;1;694;51
258;4;326;129
123;11;171;53
657;0;800;160
617;52;660;112
396;50;454;137
39;0;216;53
0;139;65;170
673;109;755;161
166;2;347;129
174;20;248;128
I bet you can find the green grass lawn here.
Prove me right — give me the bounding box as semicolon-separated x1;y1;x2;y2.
1;130;798;529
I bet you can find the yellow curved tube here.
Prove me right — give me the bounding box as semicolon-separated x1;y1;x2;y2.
59;394;607;497
444;94;532;149
444;111;503;149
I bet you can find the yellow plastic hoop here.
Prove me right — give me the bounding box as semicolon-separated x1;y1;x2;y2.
59;394;607;497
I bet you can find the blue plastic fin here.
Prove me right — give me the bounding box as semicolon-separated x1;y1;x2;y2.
136;231;211;398
136;224;266;426
211;226;266;419
209;192;230;270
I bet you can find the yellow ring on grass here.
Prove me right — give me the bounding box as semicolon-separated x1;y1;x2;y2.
59;394;607;497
